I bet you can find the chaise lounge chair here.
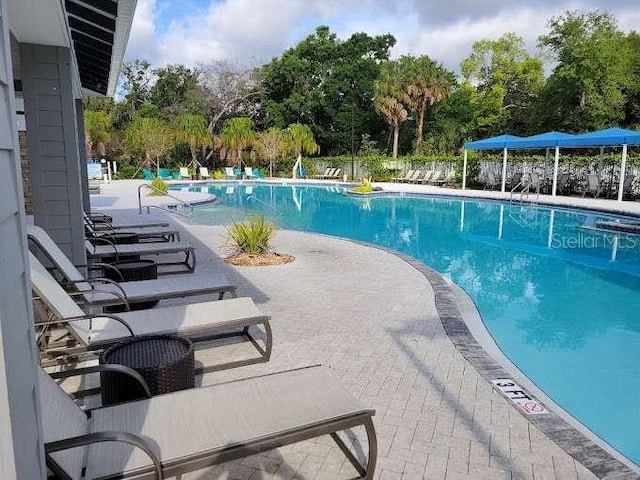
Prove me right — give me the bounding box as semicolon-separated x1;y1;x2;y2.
31;253;270;373
179;167;190;179
40;363;377;480
199;167;210;179
244;166;257;179
84;212;171;231
391;170;414;182
224;167;237;180
28;225;236;309
85;233;197;274
315;167;332;179
84;218;181;243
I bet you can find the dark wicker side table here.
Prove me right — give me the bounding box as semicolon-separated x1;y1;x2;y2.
100;335;195;405
104;260;159;312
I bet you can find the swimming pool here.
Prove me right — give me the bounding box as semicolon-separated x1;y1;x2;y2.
174;182;640;465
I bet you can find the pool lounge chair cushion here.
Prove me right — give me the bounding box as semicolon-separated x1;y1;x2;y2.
40;365;376;480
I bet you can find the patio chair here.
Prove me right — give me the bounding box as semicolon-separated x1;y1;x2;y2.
426;170;442;185
622;174;634;198
83;212;170;231
30;253;270;373
141;168;156;180
331;168;342;180
85;236;196;274
40;363;376;480
28;226;236;310
224;167;237;179
485;172;499;190
432;170;455;186
158;168;172;180
244;166;257;179
405;170;422;183
199;167;210;179
583;174;602;198
83;218;180;243
417;171;433;184
506;172;523;191
315;167;332;179
556;173;570;195
391;170;414;182
179;167;190;179
88;181;101;194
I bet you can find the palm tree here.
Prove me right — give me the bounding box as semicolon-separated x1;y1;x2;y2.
401;57;451;153
255;127;285;177
125;116;173;175
282;124;319;178
84;109;112;158
219;117;255;168
174;114;213;169
374;68;409;159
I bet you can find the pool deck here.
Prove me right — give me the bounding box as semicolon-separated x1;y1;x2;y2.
89;180;640;479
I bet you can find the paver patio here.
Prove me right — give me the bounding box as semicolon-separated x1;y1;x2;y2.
86;181;640;479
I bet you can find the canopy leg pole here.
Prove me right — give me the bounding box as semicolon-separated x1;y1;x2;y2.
551;147;560;196
501;148;508;193
618;144;628;202
462;149;468;190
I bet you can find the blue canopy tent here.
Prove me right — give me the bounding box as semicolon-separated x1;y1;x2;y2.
462;135;523;191
559;128;640;201
464;128;640;201
509;132;576;196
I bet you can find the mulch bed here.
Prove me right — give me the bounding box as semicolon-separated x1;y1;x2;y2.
224;251;295;266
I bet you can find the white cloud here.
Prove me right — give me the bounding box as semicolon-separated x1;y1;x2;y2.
125;0;158;61
125;0;640;74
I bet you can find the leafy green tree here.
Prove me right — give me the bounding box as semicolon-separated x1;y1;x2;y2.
124;117;173;173
536;11;629;131
149;65;200;111
282;124;319;178
623;32;640;128
219;117;256;167
115;59;153;125
174;114;213;168
259;26;395;155
255;127;285;176
374;62;409;158
461;33;544;135
84;110;112;157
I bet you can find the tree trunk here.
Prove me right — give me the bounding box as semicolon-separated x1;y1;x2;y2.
292;154;302;178
415;99;427;153
237;148;243;169
392;124;400;159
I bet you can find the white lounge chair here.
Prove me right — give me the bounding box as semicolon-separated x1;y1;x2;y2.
28;225;236;310
199;167;210;179
31;253;271;373
244;166;257;179
224;167;237;179
179;167;190;179
392;170;414;182
315;167;332;179
406;170;422;183
40;364;376;480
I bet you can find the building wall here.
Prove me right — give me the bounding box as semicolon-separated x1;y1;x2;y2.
20;43;86;266
19;131;33;214
0;0;47;477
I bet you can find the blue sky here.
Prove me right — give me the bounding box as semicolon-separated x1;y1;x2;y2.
126;0;640;73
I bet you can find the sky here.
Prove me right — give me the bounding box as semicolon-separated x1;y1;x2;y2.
125;0;640;74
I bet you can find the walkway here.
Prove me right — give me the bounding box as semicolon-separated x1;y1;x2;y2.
91;181;631;479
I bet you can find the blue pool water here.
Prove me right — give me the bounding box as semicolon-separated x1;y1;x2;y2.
174;183;640;464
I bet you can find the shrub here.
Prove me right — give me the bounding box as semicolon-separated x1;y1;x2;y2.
213;169;225;180
147;176;168;195
113;164;143;179
225;216;276;255
351;176;374;193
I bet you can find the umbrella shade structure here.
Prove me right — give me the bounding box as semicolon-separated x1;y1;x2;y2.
559;128;640;148
463;134;523;150
510;131;576;149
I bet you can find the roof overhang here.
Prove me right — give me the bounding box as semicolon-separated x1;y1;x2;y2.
7;0;136;97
